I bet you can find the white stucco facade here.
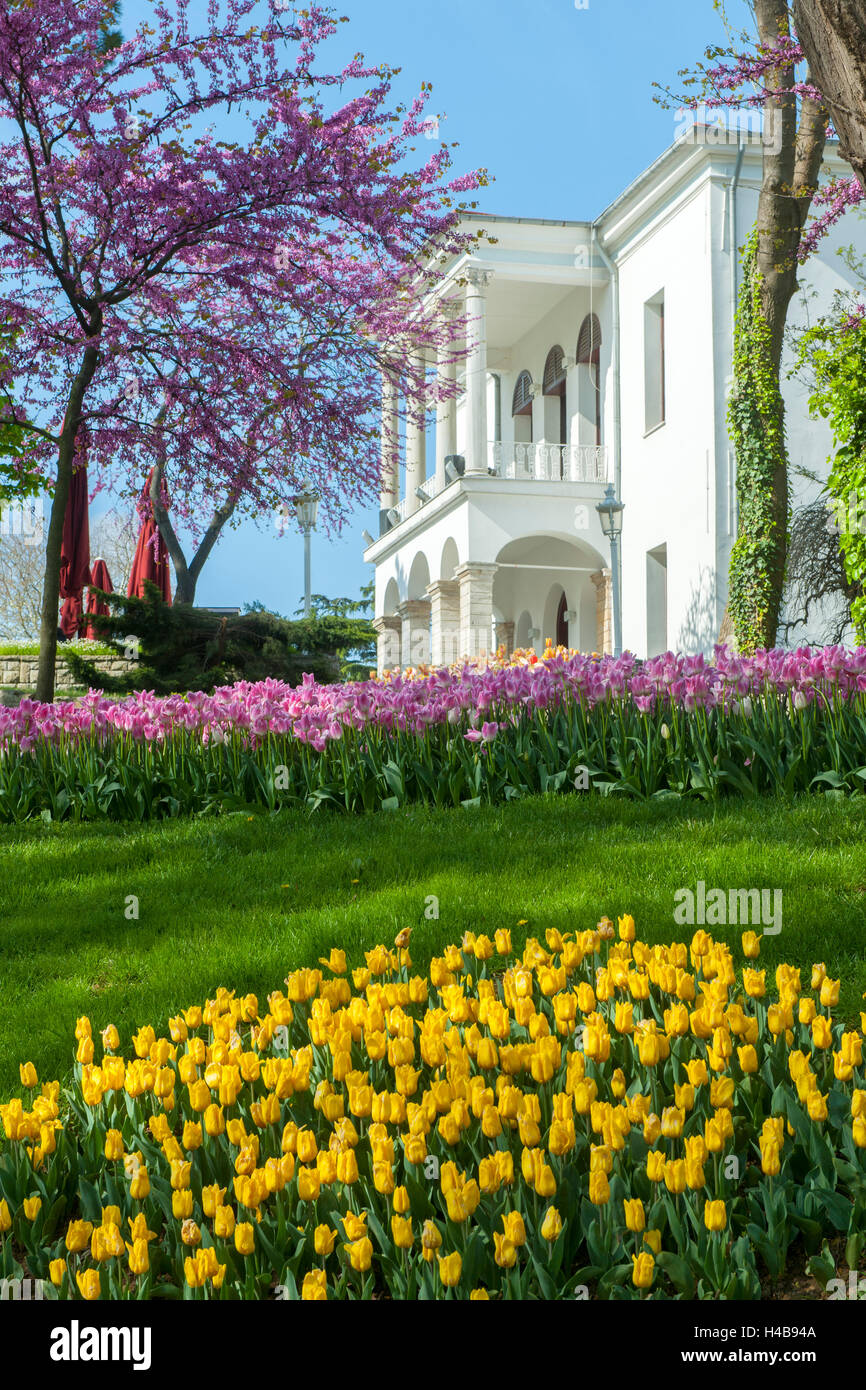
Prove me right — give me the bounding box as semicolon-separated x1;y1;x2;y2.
364;130;863;673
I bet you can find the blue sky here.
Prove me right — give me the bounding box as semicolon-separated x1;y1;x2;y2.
104;0;755;614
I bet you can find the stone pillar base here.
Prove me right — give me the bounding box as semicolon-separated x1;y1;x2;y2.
372;616;402;676
426;579;460;668
398;598;432;669
455;561;498;660
590;569;612;656
494;620;514;657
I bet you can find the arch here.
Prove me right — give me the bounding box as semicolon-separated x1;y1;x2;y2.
576;313;602;448
383;578;400;616
556;592;569;648
576;314;601;365
543;345;567;448
440;537;460;581
543;345;566;396
407;550;431;600
543;582;568;650
511;370;534;417
515;610;533;651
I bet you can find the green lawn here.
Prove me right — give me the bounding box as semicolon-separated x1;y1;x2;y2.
1;794;865;1096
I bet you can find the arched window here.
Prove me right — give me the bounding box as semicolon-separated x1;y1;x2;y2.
511;370;534;417
576;314;602;446
556;592;569;648
543;346;567;451
576;314;601;366
543;346;566;395
511;369;534;446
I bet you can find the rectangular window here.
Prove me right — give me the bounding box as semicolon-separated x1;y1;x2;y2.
644;292;666;433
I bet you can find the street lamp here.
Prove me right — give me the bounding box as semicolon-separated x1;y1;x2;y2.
292;478;320;618
596;483;624;657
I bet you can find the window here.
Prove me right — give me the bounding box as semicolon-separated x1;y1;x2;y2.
542;346;567;450
576;313;602;446
556;592;569;648
512;369;534;444
511;370;534;417
644;292;665;433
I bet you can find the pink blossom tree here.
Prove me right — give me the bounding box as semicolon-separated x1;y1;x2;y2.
0;0;484;699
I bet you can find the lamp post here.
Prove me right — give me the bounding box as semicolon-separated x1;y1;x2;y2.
292;479;320;618
596;483;624;657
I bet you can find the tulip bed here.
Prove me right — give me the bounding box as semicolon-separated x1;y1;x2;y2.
1;645;866;822
2;918;865;1300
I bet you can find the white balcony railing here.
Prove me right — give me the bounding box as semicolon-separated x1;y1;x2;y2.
417;475;444;504
488;441;609;484
382;443;610;536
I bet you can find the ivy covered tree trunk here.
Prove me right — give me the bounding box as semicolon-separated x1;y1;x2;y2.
727;0;826;653
792;0;866;195
728;233;789;651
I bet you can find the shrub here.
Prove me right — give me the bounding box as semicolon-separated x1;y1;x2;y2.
64;584;375;694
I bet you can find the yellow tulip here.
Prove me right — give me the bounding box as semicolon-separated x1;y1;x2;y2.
127;1238;150;1274
663;1160;686;1195
541;1206;563;1242
76;1269;101;1301
623;1199;645;1232
493;1232;517;1268
589;1171;610;1205
65;1220;93;1253
632;1252;654;1289
301;1269;328;1300
234;1222;255;1256
346;1236;373;1272
391;1215;413;1249
438;1251;462;1287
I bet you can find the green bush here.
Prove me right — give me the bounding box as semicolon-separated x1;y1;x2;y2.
64;584;376;694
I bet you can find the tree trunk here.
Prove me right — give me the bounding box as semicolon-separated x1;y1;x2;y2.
149;461;241;606
792;0;866;194
35;333;102;702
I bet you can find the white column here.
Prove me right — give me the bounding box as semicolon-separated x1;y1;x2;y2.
404;352;427;517
435;349;457;490
379;374;399;531
464;269;492;475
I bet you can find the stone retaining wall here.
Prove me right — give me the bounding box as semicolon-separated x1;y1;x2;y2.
0;654;137;692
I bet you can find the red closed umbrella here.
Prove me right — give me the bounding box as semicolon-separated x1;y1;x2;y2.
59;429;91;639
85;557;114;640
127;468;172;604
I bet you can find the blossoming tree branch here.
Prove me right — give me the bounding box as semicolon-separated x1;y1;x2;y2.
0;0;485;700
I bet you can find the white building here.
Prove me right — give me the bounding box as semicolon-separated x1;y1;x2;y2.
364;130;862;673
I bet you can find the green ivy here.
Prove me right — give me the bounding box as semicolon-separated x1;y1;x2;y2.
727;228;787;654
797;309;866;642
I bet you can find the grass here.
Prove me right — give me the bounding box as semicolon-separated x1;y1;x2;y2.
1;792;865;1096
0;641;115;657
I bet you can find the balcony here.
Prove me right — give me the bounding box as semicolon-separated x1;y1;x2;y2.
488;441;609;484
378;440;610;541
